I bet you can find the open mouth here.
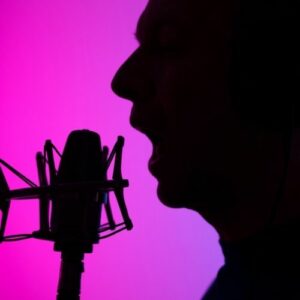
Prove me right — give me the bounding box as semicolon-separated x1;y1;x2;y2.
148;142;163;176
145;130;163;145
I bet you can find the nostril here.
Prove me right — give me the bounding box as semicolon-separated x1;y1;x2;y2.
111;66;137;101
111;69;123;97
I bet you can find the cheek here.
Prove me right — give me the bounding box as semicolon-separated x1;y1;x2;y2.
157;56;232;154
158;52;229;118
152;55;241;200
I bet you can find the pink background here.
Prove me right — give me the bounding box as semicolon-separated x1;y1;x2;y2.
0;1;222;299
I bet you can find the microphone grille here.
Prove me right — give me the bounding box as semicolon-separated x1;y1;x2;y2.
57;130;104;183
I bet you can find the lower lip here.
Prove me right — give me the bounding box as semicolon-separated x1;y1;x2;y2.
148;144;163;176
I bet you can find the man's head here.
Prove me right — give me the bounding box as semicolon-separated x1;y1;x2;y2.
112;0;299;240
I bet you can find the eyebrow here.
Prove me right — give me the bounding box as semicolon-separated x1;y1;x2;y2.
134;18;180;45
134;13;148;44
134;30;141;43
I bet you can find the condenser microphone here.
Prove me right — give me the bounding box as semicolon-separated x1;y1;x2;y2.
52;130;107;299
51;130;105;254
0;129;133;300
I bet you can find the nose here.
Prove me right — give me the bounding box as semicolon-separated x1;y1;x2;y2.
111;52;134;101
111;48;152;102
111;49;165;136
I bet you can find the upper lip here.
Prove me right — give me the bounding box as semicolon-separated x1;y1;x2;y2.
144;129;163;145
135;125;163;146
130;113;164;145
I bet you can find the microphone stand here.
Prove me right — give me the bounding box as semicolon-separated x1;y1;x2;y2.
0;131;133;300
57;249;85;300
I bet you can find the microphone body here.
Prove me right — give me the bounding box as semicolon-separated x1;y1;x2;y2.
0;129;132;300
51;130;105;253
51;130;105;300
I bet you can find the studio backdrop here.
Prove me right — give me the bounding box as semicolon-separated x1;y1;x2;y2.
0;1;222;299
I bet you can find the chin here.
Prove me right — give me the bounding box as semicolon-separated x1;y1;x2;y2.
156;180;206;210
156;173;237;214
156;183;185;209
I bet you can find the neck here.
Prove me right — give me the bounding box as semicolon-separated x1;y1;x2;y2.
219;218;300;273
200;130;300;242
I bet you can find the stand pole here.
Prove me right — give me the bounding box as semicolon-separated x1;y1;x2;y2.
56;250;85;300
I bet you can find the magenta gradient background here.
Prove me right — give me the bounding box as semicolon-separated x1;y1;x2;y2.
0;1;223;299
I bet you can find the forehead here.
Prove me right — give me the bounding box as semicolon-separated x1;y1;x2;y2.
136;0;232;40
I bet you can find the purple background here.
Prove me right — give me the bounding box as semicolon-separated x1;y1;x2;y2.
0;1;222;299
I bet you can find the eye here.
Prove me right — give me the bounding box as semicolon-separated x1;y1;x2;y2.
137;24;184;57
157;26;180;52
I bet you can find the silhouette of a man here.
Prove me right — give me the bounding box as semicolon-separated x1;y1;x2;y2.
112;0;300;298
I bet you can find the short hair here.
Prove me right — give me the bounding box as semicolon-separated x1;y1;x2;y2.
230;0;299;130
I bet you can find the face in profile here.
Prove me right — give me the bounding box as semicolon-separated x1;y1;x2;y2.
111;0;278;221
